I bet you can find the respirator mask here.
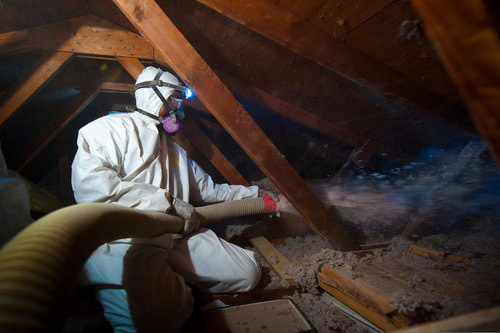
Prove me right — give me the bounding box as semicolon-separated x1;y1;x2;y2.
132;71;193;134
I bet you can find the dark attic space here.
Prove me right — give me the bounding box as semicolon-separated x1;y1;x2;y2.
0;0;499;332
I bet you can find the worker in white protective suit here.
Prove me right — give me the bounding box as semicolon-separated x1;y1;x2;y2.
72;66;272;332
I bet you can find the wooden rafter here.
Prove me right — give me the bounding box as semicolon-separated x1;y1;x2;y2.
0;51;73;126
195;0;454;115
413;0;500;164
115;56;250;186
112;0;356;250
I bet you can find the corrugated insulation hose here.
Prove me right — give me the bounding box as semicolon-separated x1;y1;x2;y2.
0;197;279;332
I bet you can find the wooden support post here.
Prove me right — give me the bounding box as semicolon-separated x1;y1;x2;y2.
412;0;500;164
0;51;73;126
112;0;356;250
116;56;250;186
196;0;454;115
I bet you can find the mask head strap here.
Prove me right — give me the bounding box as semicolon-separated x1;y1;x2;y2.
134;71;192;100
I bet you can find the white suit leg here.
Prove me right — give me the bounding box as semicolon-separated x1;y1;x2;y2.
166;228;261;293
94;244;193;333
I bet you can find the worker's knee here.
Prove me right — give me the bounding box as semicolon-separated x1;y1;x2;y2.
235;255;262;292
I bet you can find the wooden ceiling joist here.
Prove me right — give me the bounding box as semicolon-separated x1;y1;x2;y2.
116;56;250;186
195;0;453;114
112;0;356;250
413;0;500;164
0;51;73;126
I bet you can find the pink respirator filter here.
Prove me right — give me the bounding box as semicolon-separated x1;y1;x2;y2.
162;116;180;134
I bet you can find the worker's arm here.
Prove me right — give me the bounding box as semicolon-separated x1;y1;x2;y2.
187;157;259;204
71;132;171;212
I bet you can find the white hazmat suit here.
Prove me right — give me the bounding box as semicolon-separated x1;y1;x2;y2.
71;67;261;332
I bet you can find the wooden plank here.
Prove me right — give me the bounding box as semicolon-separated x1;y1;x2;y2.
394;306;500;333
250;237;293;282
15;88;100;171
112;0;357;250
0;15;154;58
318;280;400;331
408;244;469;261
0;51;73;126
412;0;500;164
116;57;249;186
319;264;397;315
196;0;452;114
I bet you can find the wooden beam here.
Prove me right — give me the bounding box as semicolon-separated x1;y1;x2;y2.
15;88;100;171
318;280;400;332
408;244;469;261
394;306;500;333
196;0;454;115
112;0;356;250
0;15;154;58
412;0;500;164
0;51;73;126
250;236;294;282
319;265;397;316
115;56;250;186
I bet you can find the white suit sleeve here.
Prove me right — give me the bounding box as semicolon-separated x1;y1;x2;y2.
187;157;258;204
72;130;171;212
